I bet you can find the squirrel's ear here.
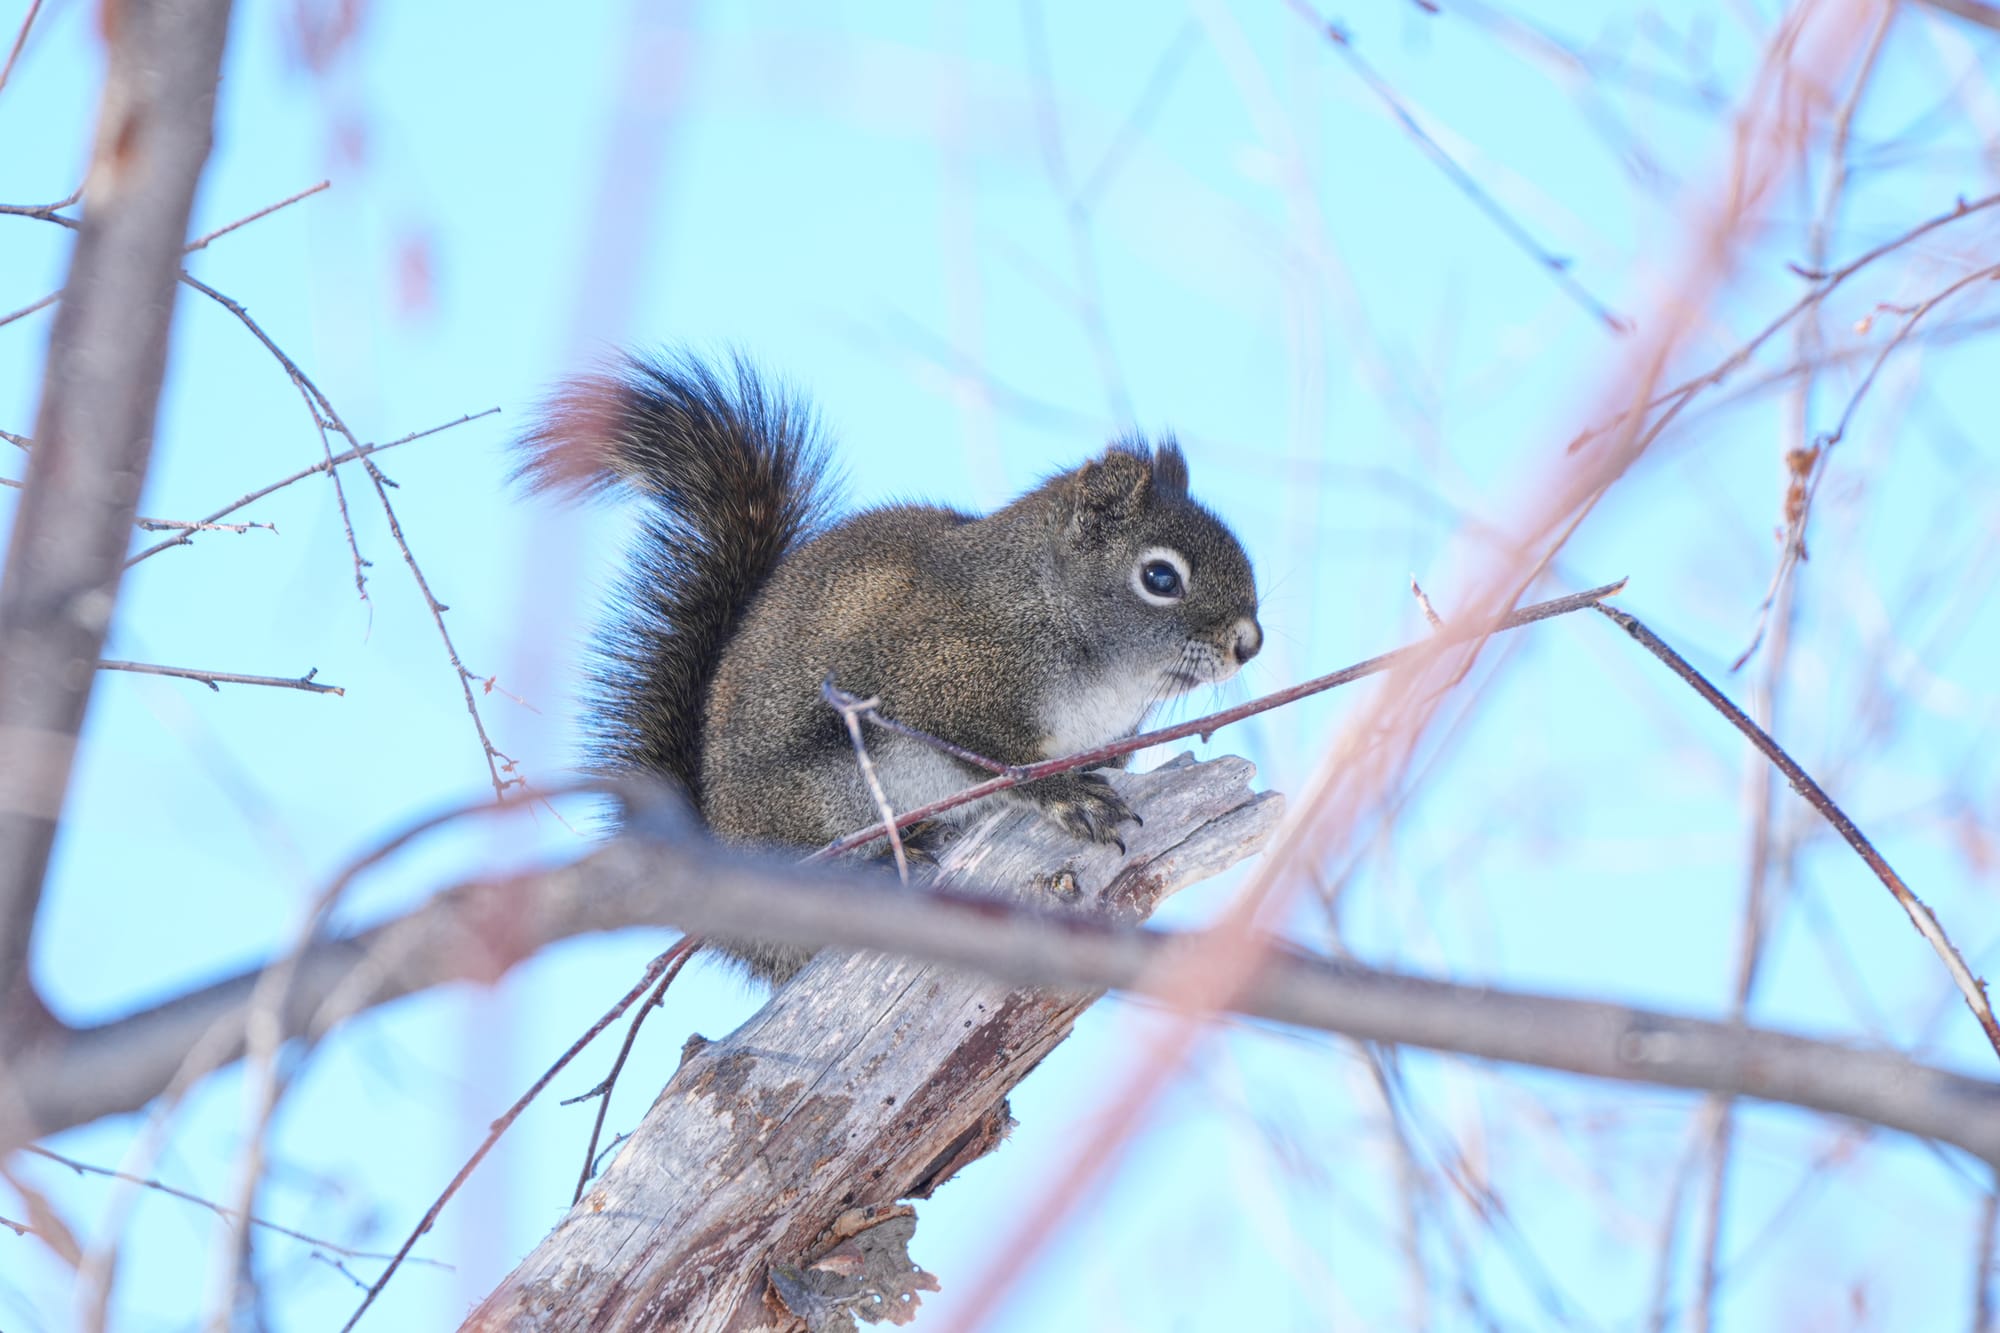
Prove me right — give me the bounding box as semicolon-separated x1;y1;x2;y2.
1069;447;1152;543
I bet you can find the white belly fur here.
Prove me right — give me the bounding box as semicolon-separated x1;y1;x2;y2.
1036;669;1162;760
863;669;1160;828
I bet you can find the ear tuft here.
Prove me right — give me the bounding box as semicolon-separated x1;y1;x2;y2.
1152;437;1189;498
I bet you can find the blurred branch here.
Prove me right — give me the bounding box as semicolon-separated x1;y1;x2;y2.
1021;0;1136;422
353;757;1284;1330
1690;15;1899;1323
9;769;1997;1169
0;0;234;1032
1916;0;2000;33
1976;1181;1999;1332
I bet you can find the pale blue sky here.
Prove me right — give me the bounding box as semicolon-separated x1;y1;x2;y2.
3;2;1998;1329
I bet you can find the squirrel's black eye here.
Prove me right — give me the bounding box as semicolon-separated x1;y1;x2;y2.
1141;559;1184;598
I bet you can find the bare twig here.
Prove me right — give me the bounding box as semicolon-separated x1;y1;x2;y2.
1565;190;2000;459
822;679;913;880
339;938;696;1332
1734;265;2000;670
1917;0;2000;33
131;515;274;537
138;267;514;794
567;936;699;1206
2;181;332;331
1409;576;1446;630
1285;0;1629;333
126;409;498;565
96;661;343;696
1596;602;2000;1060
1825;266;2000;444
832;692;1009;775
0;290;59;329
0;186;78;218
813;579;1627;858
0;488;258;544
173;271;371;599
21;1145;447;1269
0;0;45;98
183;179;328;252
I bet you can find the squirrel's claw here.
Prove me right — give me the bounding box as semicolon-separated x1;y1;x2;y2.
1027;771;1139;852
899;819;950;866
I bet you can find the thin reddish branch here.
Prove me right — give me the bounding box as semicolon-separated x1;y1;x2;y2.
183;178;328;252
0;0;43;99
1916;0;2000;32
812;579;1626;859
822;679;913;881
1596;602;2000;1060
951;7;1891;1324
339;934;697;1333
566;937;700;1207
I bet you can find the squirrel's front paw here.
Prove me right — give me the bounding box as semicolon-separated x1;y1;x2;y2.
1026;771;1140;852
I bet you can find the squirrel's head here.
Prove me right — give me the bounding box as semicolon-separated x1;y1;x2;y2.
1054;438;1262;697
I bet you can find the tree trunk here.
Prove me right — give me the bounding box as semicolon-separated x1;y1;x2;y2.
464;753;1281;1331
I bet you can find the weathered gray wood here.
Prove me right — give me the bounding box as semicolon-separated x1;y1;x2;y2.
463;754;1282;1332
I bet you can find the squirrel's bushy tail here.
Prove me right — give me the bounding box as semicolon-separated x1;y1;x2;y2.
519;351;837;809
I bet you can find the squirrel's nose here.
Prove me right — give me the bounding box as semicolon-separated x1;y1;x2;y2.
1231;617;1263;665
